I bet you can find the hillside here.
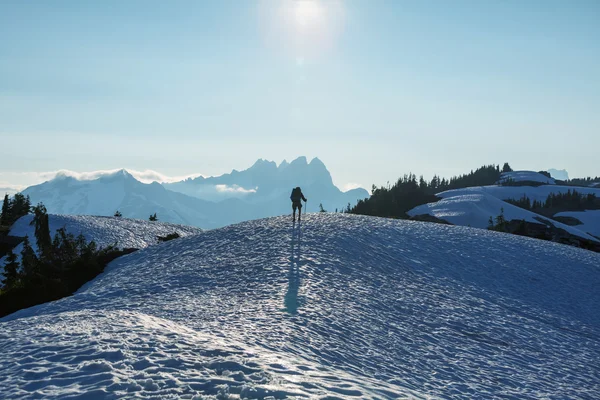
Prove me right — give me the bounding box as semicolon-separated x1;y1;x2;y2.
8;214;201;251
408;186;600;242
0;214;202;277
499;170;556;185
1;214;599;398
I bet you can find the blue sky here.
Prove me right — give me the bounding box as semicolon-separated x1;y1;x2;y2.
1;0;599;191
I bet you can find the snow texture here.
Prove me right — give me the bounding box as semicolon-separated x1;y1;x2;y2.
2;214;600;399
554;210;600;238
498;171;556;185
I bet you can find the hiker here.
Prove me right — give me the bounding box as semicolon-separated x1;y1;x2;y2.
290;187;307;222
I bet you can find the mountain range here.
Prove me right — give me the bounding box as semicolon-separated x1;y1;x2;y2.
21;157;369;229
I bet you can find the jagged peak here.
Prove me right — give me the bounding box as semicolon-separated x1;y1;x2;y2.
290;156;308;165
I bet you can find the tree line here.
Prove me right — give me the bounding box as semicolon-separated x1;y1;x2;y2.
1;193;32;228
505;190;600;213
349;164;511;219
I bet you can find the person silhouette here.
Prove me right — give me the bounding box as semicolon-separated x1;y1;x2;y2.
290;187;307;222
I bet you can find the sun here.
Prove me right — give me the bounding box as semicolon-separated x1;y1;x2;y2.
293;0;324;29
258;0;345;60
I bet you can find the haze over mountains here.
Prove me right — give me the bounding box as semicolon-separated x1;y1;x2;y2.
20;157;369;229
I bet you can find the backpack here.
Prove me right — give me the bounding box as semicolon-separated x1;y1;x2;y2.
290;187;301;202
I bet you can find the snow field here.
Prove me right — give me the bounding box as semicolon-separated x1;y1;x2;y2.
1;214;600;399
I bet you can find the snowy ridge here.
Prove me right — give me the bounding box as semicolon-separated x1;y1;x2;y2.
8;214;202;250
450;184;600;204
498;171;555;185
2;214;599;399
408;185;600;241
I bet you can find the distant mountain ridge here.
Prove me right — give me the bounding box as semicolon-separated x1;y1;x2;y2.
164;156;368;210
21;158;370;229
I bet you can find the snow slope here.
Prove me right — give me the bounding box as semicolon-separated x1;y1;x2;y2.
554;210;600;238
0;215;202;275
2;214;599;399
408;190;599;241
440;184;600;205
498;171;555;185
9;214;202;250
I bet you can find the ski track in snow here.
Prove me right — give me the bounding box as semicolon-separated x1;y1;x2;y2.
2;214;600;399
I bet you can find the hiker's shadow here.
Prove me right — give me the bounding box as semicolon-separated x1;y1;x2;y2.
284;222;303;315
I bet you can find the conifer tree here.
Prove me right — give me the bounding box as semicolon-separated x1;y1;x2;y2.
20;236;39;279
149;213;158;221
114;210;122;217
2;250;19;289
1;193;10;225
31;204;52;262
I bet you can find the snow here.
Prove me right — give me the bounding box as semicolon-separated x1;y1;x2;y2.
408;190;599;242
554;210;600;238
8;214;202;250
464;184;600;204
2;214;600;399
498;170;556;185
0;215;202;275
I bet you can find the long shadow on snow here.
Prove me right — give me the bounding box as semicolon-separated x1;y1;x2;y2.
284;220;303;315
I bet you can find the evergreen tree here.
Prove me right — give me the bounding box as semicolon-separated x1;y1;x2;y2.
2;250;19;289
1;194;10;225
487;216;494;230
502;163;513;173
20;236;39;279
494;208;507;231
31;204;52;262
319;203;326;212
149;213;158;221
114;210;122;217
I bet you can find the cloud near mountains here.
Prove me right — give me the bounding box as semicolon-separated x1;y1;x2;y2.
0;169;205;192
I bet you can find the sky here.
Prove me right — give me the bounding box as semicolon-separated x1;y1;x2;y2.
1;0;599;193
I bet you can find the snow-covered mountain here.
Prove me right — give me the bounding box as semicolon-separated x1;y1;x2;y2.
164;156;369;211
21;170;223;227
1;214;599;398
21;159;369;229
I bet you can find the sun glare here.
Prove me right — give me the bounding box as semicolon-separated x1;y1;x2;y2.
293;0;324;28
259;0;345;61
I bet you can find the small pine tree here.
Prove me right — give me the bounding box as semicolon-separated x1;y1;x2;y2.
494;208;507;231
149;213;158;221
487;216;494;230
319;203;326;212
1;193;10;225
114;210;122;217
2;250;20;289
502;163;513;173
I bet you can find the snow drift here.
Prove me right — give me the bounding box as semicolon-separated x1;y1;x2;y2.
1;214;599;399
